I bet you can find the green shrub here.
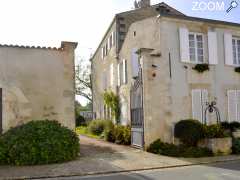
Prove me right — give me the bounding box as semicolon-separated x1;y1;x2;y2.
230;122;240;132
235;67;240;73
114;125;131;145
103;121;115;143
0;120;80;166
76;114;86;127
203;124;228;139
221;122;231;130
147;139;213;158
232;138;240;154
88;119;108;135
0;137;7;165
174;120;204;146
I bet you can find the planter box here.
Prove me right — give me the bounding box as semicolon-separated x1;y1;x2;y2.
198;138;232;155
233;130;240;138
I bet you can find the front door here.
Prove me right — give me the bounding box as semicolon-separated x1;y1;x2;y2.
130;69;144;148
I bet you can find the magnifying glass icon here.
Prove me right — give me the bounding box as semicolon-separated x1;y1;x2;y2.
226;1;238;13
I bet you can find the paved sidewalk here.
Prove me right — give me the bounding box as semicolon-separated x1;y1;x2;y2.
0;135;240;180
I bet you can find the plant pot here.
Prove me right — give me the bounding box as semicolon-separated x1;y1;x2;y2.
233;130;240;138
198;138;232;155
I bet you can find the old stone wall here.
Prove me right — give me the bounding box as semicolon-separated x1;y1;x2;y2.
0;42;77;132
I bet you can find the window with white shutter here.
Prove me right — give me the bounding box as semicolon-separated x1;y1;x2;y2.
189;33;204;63
123;59;127;84
179;27;190;62
208;31;218;65
117;63;120;86
232;37;240;66
192;89;208;123
224;33;234;66
131;48;139;78
237;91;240;122
228;90;240;122
112;31;116;46
110;64;114;87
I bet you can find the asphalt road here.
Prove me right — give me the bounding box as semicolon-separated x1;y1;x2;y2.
42;160;240;180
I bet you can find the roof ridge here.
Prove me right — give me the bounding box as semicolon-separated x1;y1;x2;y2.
0;44;64;51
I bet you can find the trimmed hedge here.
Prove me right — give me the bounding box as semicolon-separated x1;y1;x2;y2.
0;120;80;166
221;121;240;132
174;119;204;146
147;139;213;158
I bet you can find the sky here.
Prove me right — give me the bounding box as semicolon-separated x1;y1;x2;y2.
0;0;239;105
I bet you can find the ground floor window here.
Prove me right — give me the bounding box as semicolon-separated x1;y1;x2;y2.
192;89;208;123
228;90;240;122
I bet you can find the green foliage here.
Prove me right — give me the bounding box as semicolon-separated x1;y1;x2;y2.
192;64;209;73
103;91;120;120
76;114;86;127
235;67;240;73
203;124;229;139
230;122;240;132
232;138;240;154
0;120;80;166
220;121;240;132
103;122;116;143
88;119;108;135
174;119;204;146
114;125;131;145
147;139;213;158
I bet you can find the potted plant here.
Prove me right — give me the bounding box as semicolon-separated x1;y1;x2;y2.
235;67;240;73
198;124;232;155
192;64;209;73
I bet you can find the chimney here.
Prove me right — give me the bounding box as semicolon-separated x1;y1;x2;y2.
134;0;150;9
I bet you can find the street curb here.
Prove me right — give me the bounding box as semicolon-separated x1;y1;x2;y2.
2;157;240;180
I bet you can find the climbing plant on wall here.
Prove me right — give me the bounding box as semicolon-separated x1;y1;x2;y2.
103;91;120;121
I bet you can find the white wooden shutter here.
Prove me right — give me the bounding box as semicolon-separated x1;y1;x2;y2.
101;47;104;59
192;89;202;122
131;48;139;78
179;27;190;63
123;59;127;84
237;90;240;122
224;33;233;65
108;38;111;50
110;64;114;86
228;90;237;122
112;31;115;46
201;90;209;124
117;63;120;86
208;31;218;65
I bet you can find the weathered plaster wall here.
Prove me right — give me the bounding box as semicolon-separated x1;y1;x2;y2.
92;22;118;119
0;42;77;132
124;16;240;147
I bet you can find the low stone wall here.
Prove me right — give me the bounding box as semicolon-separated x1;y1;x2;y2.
233;130;240;139
198;138;232;155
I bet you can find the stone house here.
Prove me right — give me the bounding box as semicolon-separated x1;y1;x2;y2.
0;41;77;133
91;1;240;148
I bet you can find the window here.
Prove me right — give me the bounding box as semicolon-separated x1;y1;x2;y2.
192;89;208;123
228;90;240;122
118;60;127;86
189;33;204;63
232;37;240;66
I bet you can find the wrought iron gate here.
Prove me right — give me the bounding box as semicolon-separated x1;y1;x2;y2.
130;70;144;148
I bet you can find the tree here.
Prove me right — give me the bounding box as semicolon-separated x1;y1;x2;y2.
75;57;92;103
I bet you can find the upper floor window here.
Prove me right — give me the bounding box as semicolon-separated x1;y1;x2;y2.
232;37;240;66
189;33;204;63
